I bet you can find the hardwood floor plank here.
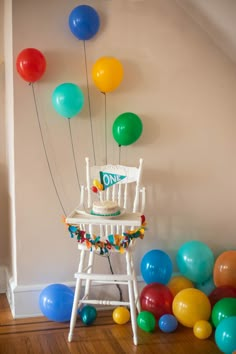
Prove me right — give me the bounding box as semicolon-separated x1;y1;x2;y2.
0;294;222;353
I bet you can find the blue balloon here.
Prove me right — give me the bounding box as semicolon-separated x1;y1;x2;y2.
69;5;100;40
215;316;236;354
39;284;74;322
52;83;84;118
141;249;173;285
158;314;178;333
176;240;214;283
80;305;97;325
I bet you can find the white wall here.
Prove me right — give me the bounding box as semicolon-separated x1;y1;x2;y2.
1;0;236;316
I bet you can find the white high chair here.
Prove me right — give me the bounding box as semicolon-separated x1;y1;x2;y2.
66;157;146;345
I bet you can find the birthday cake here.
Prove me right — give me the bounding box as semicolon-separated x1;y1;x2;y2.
91;200;121;216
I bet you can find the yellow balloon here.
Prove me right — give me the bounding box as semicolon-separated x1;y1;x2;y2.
193;320;212;340
92;56;124;93
167;275;194;297
172;288;211;328
112;306;130;325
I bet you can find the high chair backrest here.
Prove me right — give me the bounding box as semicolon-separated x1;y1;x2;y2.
84;157;145;214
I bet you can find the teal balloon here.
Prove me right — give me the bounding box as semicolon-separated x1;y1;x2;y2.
112;112;143;146
212;297;236;328
196;276;215;296
52;83;84;118
215;316;236;354
80;305;97;325
176;240;214;283
137;311;156;332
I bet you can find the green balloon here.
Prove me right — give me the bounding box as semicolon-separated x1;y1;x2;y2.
137;311;156;332
112;112;143;146
211;297;236;327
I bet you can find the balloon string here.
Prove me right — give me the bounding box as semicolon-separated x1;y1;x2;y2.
31;83;67;216
68;119;80;193
104;92;107;164
83;40;96;165
118;145;121;165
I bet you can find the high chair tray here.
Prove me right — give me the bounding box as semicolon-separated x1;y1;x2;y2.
66;209;143;226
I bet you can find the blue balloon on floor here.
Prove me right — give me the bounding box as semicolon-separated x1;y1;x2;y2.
215;316;236;354
80;305;97;325
141;249;173;284
39;284;74;322
159;314;178;333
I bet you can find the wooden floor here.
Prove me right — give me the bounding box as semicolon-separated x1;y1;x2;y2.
0;294;221;354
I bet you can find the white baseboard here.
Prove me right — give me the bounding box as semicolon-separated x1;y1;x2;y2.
5;271;145;319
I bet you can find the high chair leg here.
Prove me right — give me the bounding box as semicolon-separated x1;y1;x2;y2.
126;251;138;346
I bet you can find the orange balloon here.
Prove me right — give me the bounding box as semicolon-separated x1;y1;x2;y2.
168;276;194;297
213;250;236;288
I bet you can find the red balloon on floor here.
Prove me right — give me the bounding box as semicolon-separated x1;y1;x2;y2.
140;282;173;320
208;285;236;308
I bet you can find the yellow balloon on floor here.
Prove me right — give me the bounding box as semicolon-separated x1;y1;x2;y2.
112;306;130;325
193;320;212;339
172;288;211;328
168;275;194;297
92;56;124;93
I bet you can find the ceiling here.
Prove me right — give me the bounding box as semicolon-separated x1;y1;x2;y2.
176;0;236;63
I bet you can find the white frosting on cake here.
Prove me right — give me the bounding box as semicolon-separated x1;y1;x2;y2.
92;200;120;216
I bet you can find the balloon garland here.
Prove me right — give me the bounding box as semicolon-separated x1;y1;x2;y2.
67;215;146;255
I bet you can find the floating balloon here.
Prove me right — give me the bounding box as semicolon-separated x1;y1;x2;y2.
140;283;173;320
213;250;236;288
211;297;236;327
137;311;156;332
52;83;84;118
16;48;46;83
193;320;212;340
80;305;97;325
92;57;123;93
215;316;236;354
39;284;74;322
172;288;211;328
158;314;178;333
141;249;173;285
167;275;194;297
68;5;100;40
112;307;130;325
176;240;214;283
208;285;236;308
112;112;143;146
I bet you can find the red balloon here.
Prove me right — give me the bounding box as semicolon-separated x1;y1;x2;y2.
16;48;46;83
140;283;173;320
208;285;236;308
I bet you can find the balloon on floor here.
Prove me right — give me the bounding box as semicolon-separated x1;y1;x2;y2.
213;250;236;288
140;283;173;320
172;288;211;328
39;283;74;322
176;240;214;283
141;249;173;285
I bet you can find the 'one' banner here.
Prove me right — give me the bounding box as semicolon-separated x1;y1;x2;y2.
100;171;126;189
